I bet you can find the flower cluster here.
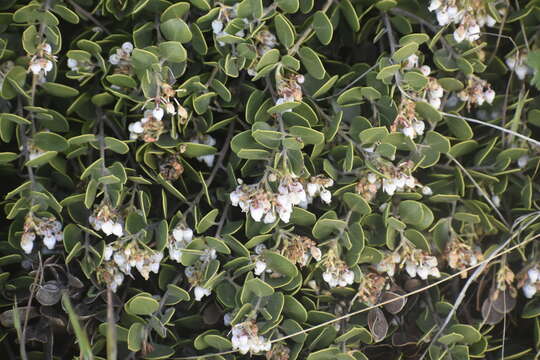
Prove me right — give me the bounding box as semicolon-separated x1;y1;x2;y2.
212;5;246;47
322;251;355;288
392;99;425;139
98;242;163;291
429;0;496;43
89;203;124;237
231;321;272;355
191;135;217;167
356;161;431;199
154;79;188;121
128;107;165;142
356;272;387;305
281;235;322;267
445;240;483;277
265;343;290;360
20;215;63;254
426;77;445;110
159;152;184;181
184;246;217;301
108;42;134;74
167;224;194;262
275;74;304;106
377;246;440;280
67;57;94;74
255;29;278;56
230;175;333;223
402;54;431;77
519;266;539;299
506;50;532;80
404;249;441;280
458;75;495;108
253;244;271;276
28;43;55;82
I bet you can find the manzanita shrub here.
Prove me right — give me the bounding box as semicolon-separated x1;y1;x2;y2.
1;0;540;359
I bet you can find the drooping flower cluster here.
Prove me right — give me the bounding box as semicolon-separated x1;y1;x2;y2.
28;43;55;82
322;251;355;288
356;161;431;199
281;235;322;267
153;79;189;121
445;240;483;278
425;77;445;109
404;249;441;280
275;74;304;106
20;214;63;254
230;174;333;223
231;321;272;355
377;246;440;280
356;272;387;305
265;343;290;360
128;107;165;142
519;266;539;299
67;56;95;74
402;54;431;77
159;152;185;181
89;203;124;237
429;0;496;43
191;135;217;167
458;75;495;108
167;224;193;262
212;4;246;47
392;99;425;139
506;50;532;80
184;245;218;301
99;241;163;291
108;41;134;74
253;244;272;276
255;29;278;56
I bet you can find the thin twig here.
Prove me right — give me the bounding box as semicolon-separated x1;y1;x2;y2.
67;0;111;35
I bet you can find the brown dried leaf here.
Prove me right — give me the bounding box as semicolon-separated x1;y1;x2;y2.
382;290;407;314
368;308;388;343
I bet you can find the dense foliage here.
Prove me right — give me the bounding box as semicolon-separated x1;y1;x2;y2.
1;0;540;359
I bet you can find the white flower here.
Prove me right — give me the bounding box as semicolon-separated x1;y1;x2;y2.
486;15;496;27
254;260;267;275
436;10;450;26
104;246;114;261
43;235;56;250
422;186;433;196
109;54;120;65
417;266;429;280
518;155;529;168
528;268;539;283
523;283;537;298
21;238;34;254
152;107;164;120
263;211;276;224
405;262;417;277
223;313;233;326
250;205;265;222
311;247;322;261
199;154;215;167
307;182;318;197
320;189;332;204
212;20;223;34
194;286;211;301
453;27;467;43
101;220;114;235
492;195;500;207
383;179;397;196
413;121;425;136
113;252;126;266
342;270;355;285
402;126;415;138
173;228;184;241
254;244;266;255
515;64;528;80
183;227;193;242
230;190;241;206
428;0;441;11
112;222;123;237
484;89;495;104
420;65;431;76
67;58;78;70
506;57;516;70
121;42;134;54
30;63;42;75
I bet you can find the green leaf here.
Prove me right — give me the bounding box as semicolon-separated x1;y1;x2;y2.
360;127;389;144
0;113;31;125
34;132;68;152
277;0;299;13
41;83;79;97
274;14;295;48
398;200;424;226
127;295;159;315
196;209;219;233
289;126;324;144
313;11;333;45
161;2;191;21
448;324;481;344
246;278;274;297
263;251;298;278
159;41;187;62
343;192;371;215
298;47;325;80
392;42;418;63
